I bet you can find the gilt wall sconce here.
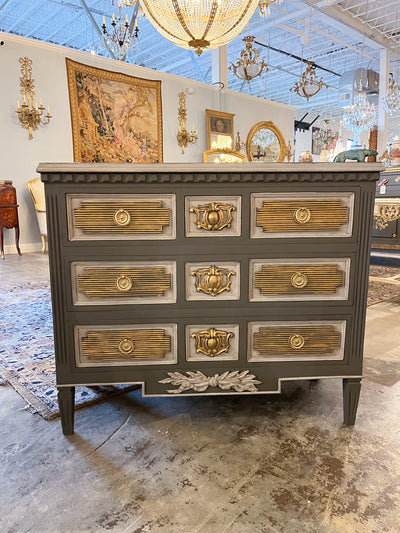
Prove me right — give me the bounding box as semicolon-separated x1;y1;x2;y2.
177;91;198;154
16;57;51;140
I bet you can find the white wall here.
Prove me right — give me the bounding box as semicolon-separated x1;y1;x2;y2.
294;130;312;162
0;33;295;253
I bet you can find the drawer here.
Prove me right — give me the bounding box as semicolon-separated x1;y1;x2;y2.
75;324;177;366
67;194;176;240
249;258;350;301
71;261;176;305
186;324;239;361
251;193;354;238
248;320;345;362
185;196;241;237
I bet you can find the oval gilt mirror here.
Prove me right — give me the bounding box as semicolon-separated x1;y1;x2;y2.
246;121;287;162
203;149;246;163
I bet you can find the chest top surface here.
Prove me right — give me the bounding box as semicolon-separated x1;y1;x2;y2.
37;162;383;184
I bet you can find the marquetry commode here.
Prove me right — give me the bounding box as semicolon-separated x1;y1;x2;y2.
37;162;382;435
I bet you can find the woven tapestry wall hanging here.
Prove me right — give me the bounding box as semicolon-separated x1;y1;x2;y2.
66;58;163;163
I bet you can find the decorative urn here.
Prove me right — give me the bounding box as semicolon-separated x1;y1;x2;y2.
298;150;313;163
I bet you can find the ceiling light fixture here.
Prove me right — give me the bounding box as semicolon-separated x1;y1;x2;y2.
127;0;260;56
312;119;338;149
341;88;376;147
290;61;327;101
258;0;283;18
229;36;268;83
102;0;139;60
340;0;376;148
383;73;400;116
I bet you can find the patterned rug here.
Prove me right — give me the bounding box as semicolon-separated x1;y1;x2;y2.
0;281;138;420
368;265;400;306
1;267;400;421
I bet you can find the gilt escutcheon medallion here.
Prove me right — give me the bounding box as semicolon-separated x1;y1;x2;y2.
192;265;236;296
190;201;235;231
192;328;233;357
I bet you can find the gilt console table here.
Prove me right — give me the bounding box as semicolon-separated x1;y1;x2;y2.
372;167;400;249
37;162;382;435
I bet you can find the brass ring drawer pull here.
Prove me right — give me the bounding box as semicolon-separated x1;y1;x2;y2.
118;338;134;354
293;207;311;224
115;275;132;292
113;209;131;226
290;272;308;289
288;334;305;349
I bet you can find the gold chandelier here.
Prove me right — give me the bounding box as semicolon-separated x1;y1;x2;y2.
258;0;283;18
290;61;327;101
229;36;268;83
130;0;260;56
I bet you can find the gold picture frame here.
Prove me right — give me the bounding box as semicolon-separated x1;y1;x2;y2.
205;109;235;150
202;149;246;163
66;58;163;163
246;121;287;163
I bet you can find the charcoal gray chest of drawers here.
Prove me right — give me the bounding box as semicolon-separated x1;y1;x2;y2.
38;162;381;435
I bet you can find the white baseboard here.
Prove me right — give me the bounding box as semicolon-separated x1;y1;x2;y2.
3;242;44;255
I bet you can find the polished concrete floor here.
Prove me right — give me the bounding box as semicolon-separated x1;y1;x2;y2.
1;253;400;533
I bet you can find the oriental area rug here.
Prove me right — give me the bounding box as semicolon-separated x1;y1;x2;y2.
0;281;138;420
1;267;400;421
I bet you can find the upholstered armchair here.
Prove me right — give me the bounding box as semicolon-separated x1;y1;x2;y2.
28;177;47;253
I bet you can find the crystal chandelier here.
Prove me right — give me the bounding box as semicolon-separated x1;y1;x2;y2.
313;120;338;149
341;88;376;147
102;0;139;60
383;73;400;116
229;36;268;83
258;0;283;18
290;61;327;101
137;0;260;56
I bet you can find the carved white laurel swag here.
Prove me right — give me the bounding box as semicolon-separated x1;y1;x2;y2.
159;370;261;394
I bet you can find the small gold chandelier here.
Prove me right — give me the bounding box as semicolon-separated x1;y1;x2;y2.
290;61;327;101
16;57;51;140
229;36;268;84
131;0;260;56
258;0;283;18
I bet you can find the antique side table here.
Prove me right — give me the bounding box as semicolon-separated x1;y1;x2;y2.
0;180;22;260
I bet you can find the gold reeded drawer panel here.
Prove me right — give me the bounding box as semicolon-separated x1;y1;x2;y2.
75;324;177;366
248;321;345;362
251;193;354;238
249;258;350;301
67;194;176;240
72;261;176;305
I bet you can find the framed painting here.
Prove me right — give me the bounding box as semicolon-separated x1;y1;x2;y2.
66;58;163;163
205;109;235;150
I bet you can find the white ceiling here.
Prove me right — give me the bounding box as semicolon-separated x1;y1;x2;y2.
1;0;400;122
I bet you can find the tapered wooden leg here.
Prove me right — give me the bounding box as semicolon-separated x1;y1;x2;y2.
15;225;21;255
343;378;361;426
41;234;46;253
1;227;4;259
58;387;75;435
